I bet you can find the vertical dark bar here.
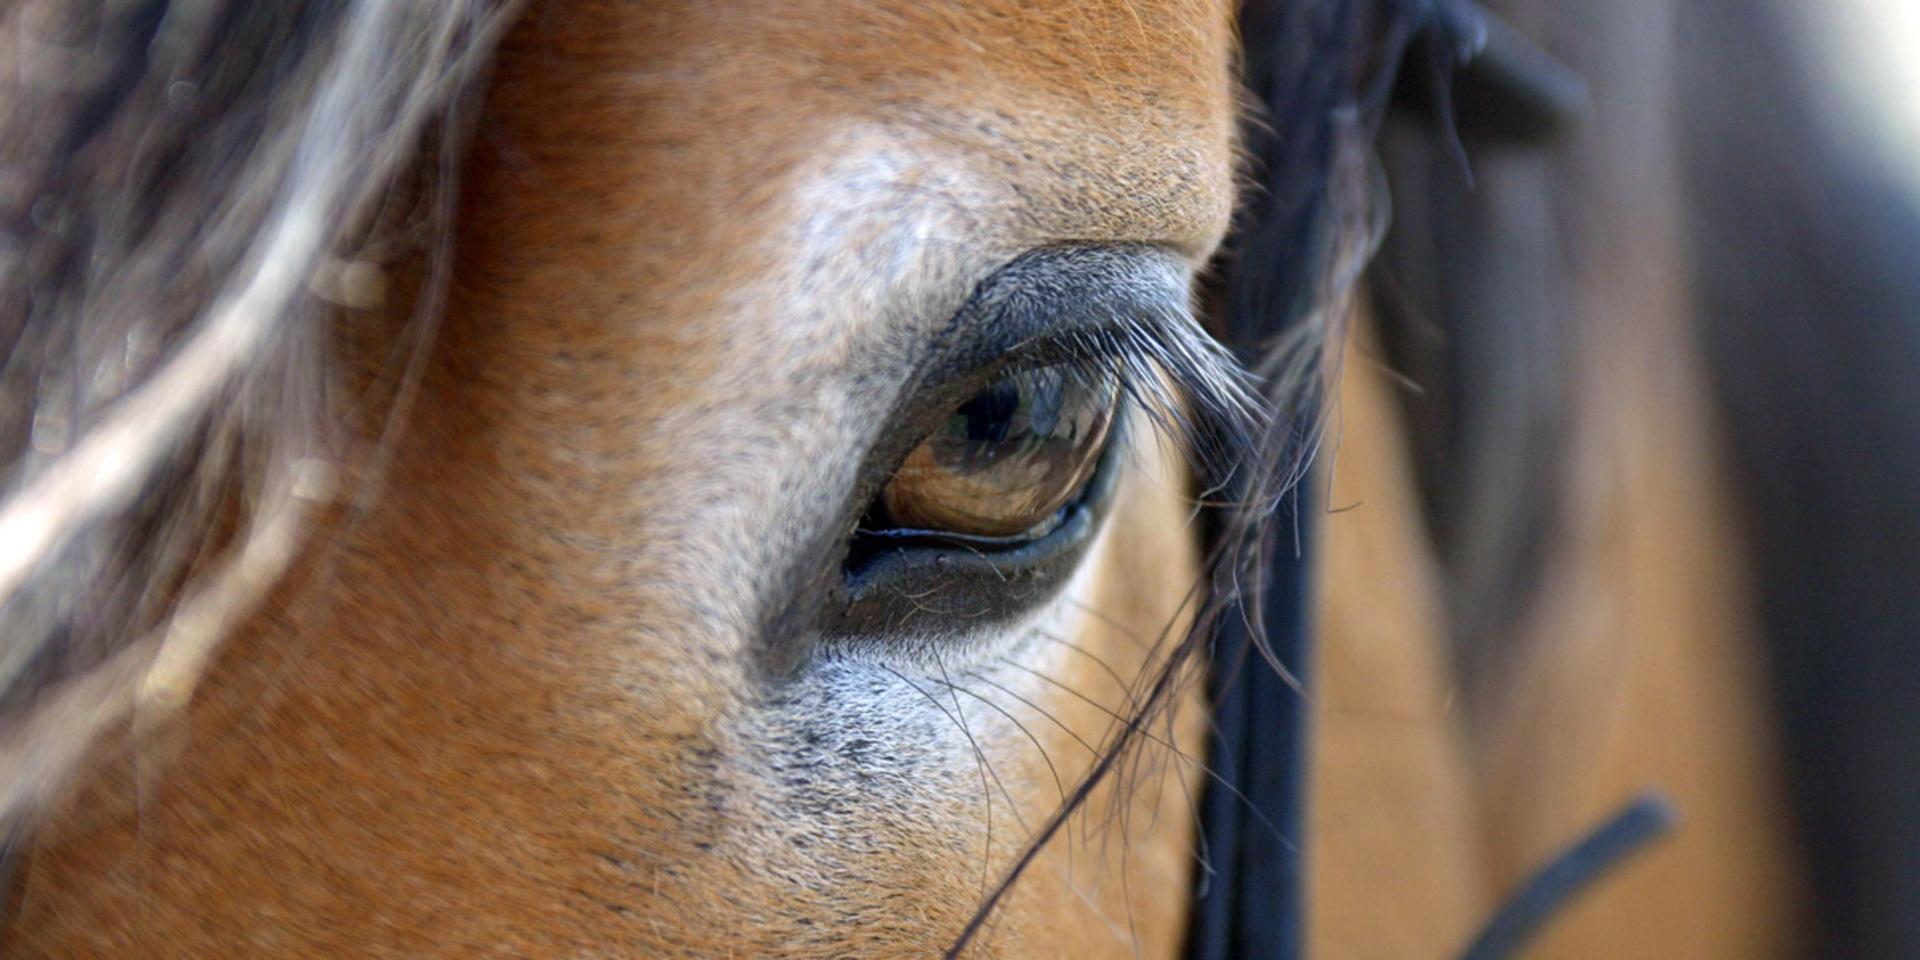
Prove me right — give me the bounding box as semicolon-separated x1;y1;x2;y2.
1187;482;1317;960
1188;1;1436;955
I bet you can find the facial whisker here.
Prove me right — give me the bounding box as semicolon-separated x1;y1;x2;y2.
879;664;1005;896
992;656;1295;855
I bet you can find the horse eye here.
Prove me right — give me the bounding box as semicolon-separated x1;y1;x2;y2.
877;366;1117;539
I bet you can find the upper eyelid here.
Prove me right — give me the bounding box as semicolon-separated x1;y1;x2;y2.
884;313;1188;476
916;245;1195;383
891;245;1208;436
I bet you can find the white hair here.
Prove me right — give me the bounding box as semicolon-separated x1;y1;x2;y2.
0;0;516;824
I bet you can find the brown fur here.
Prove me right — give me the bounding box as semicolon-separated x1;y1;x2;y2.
9;0;1236;955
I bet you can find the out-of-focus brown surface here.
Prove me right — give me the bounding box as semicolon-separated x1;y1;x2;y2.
1472;165;1809;959
1313;305;1806;956
1311;322;1489;959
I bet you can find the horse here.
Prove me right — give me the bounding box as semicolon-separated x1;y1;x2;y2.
1;0;1916;956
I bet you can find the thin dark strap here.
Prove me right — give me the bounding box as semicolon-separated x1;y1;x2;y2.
1458;793;1678;960
1185;487;1315;960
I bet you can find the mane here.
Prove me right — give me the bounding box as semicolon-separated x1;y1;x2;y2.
0;0;513;823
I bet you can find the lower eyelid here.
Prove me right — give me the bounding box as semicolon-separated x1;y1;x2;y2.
854;509;1069;547
850;410;1131;555
826;425;1128;644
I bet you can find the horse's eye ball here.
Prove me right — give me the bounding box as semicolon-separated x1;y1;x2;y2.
880;368;1116;539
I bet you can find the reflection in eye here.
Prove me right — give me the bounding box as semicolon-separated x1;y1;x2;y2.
879;367;1117;539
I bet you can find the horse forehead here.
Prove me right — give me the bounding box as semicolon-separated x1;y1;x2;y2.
479;0;1240;266
458;0;1241;397
433;0;1239;635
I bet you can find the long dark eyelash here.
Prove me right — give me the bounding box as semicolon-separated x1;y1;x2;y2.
1053;306;1265;501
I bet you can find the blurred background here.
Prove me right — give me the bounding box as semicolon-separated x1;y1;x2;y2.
1309;0;1920;956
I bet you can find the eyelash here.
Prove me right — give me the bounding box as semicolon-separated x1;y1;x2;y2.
823;312;1258;646
1036;310;1262;483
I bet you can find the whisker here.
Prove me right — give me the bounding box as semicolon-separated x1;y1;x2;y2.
879;664;1004;897
1063;596;1158;654
1118;815;1143;960
993;656;1294;854
1030;630;1146;709
981;655;1198;876
928;663;1075;880
960;670;1102;758
928;672;1069;810
1046;593;1248;759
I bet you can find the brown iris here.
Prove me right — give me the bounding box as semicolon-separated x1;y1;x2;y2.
879;367;1117;539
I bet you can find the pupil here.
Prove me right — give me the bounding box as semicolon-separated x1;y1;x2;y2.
946;371;1069;469
876;364;1116;539
955;381;1021;448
